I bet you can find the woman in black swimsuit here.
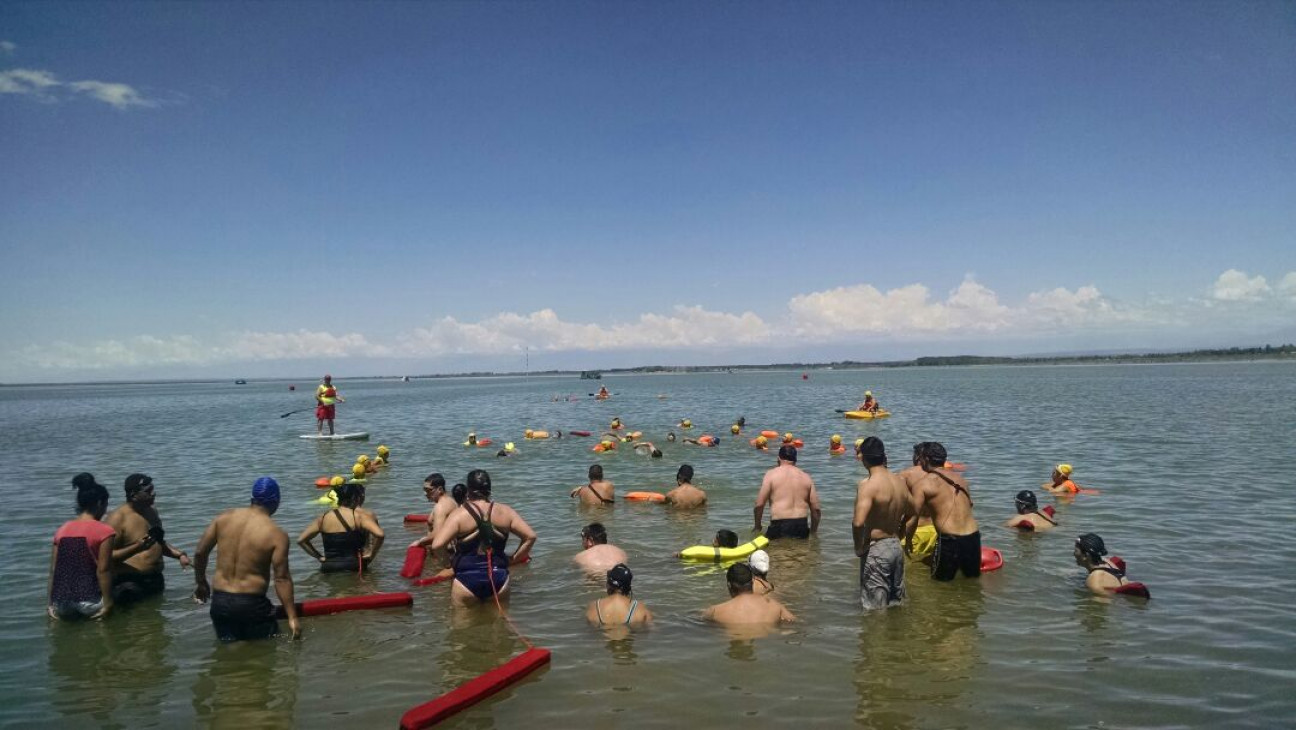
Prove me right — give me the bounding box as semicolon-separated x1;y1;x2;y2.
297;484;385;573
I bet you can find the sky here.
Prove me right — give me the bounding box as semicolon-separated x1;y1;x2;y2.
1;1;1294;382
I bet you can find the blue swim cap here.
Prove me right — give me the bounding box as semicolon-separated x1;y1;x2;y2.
251;476;280;505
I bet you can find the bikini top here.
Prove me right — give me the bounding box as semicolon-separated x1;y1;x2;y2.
596;598;639;626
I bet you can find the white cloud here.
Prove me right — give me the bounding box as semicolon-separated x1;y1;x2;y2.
0;66;156;108
0;41;16;56
1278;272;1296;299
220;330;388;361
1211;269;1270;301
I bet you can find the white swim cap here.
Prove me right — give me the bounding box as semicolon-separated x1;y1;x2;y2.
749;550;770;575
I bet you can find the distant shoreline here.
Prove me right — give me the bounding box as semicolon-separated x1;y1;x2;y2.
2;344;1292;388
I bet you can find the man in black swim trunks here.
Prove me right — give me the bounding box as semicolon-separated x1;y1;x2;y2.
905;443;981;581
106;473;190;604
193;477;300;640
754;446;821;539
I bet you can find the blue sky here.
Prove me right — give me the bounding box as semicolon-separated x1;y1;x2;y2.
2;1;1294;381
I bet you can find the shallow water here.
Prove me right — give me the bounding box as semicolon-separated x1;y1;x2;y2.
2;363;1294;728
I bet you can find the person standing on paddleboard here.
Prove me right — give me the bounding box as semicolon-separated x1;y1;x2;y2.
315;375;345;436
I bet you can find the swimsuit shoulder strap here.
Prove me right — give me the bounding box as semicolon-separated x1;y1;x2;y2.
329;509;354;533
595;598;605;625
625;599;638;625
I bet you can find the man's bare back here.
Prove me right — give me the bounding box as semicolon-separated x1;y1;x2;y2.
853;469;910;551
666;483;707;509
704;593;796;626
204;507;287;595
912;468;978;536
574;544;628;573
572;479;615;506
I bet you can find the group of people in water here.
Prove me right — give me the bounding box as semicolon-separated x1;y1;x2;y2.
49;393;1144;641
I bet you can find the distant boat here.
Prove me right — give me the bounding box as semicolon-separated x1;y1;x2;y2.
234;379;248;385
580;371;602;380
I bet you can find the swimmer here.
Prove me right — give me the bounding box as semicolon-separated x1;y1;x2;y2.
358;454;378;474
466;432;479;446
702;563;796;626
297;483;385;572
631;441;663;458
667;432;677;442
49;474;148;620
752;435;769;451
428;470;537;606
748;550;773;596
857;390;879;413
374;445;390;466
781;432;795;445
106;473;190;605
495;442;517;458
586;564;652;627
730;424;741;435
1074;533;1141;595
410;476;459;578
677;418;692;429
597;386;610;399
193;477;300;640
735;416;746;429
754;446;821;540
852;438;911;610
899;442;938;563
714;530;739;549
570;464;615;505
905;442;981;581
665;464;707;509
347;463;367;485
573;522;628;574
609;416;622;430
1005;490;1058;531
683;434;719;447
1043;464;1080;495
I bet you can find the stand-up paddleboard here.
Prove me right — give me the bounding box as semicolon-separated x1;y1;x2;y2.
300;432;370;441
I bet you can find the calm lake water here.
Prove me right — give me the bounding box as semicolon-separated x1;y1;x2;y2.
2;363;1293;728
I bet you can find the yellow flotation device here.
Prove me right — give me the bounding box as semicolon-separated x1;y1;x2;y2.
679;535;770;562
315;489;339;507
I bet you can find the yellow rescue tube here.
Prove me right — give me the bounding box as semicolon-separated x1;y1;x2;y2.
679;535;770;563
526;430;550;440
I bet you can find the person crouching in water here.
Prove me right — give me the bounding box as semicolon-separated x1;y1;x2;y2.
748;550;773;595
586;563;653;627
429;470;537;607
1004;490;1058;531
704;563;796;627
297;484;385;572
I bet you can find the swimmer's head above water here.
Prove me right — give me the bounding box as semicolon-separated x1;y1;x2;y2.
582;522;608;546
726;563;755;595
1074;532;1107;565
677;464;694;485
714;530;739;549
466;469;492;501
607;564;633;595
778;445;798;463
251;476;281;513
1015;490;1038;514
858;437;886;467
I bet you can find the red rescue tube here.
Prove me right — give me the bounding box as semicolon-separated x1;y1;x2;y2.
400;647;552;730
276;591;413;619
980;547;1004;572
401;545;427;578
315;477;331;489
1113;582;1151;599
1042;505;1056;519
569;430;592;437
404;513;429;523
1014;521;1036;531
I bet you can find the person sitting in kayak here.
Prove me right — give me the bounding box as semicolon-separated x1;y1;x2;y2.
596;386;610;399
1042;464;1080;495
857;391;879;413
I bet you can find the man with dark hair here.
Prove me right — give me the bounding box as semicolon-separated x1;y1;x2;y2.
754;446;821;539
852;438;911;610
106;473;190;604
193;477;300;640
573;522;628;573
570;464;615;505
905;442;981;581
703;563;796;626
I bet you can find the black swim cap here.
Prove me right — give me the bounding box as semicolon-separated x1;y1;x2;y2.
1015;490;1037;511
1076;533;1107;561
607;563;633;594
677;464;694;483
124;473;153;497
778;445;798;463
859;437;886;467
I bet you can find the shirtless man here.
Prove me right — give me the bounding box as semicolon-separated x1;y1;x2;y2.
573;523;628;574
754;446;821;539
106;473;190;604
192;477;300;640
851;438;911;610
703;563;796;626
570;465;615;506
905;442;981;581
411;474;458;579
665;464;707;509
900;443;938;563
1005;490;1058;531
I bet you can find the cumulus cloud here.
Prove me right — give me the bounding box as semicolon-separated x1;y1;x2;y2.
1279;272;1296;299
0;67;156;108
1211;269;1270;301
787;280;1012;337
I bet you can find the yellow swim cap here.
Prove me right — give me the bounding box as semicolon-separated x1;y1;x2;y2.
524;429;533;437
505;442;516;451
357;454;369;463
855;438;865;448
1057;464;1073;476
377;445;389;455
831;434;842;443
756;435;768;445
730;424;740;434
601;440;613;448
865;391;872;397
352;464;365;478
683;419;692;427
330;475;345;486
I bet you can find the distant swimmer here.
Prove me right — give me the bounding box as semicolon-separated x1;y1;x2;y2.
609;416;622;430
1074;533;1147;597
570;464;615;506
358;454;378;474
597;386;611;399
714;529;739;549
49;474;149;620
751;435;769;451
1005;490;1058;531
573;522;628;574
857;390;880;413
677;419;692;429
296;484;385;573
665;464;707;509
667;431;677;443
106;473;191;605
703;563;796;627
347;463;367;485
900;443;938;563
586;564;652;627
495;442;517;458
683;434;719;447
631;441;663;458
730;424;741;435
754;446;821;540
1043;464;1080;495
906;442;981;581
748;550;773;596
374;445;390;467
829;434;847;455
315;374;345;436
429;470;537;606
193;477;300;640
735;416;746;430
852;438;911;610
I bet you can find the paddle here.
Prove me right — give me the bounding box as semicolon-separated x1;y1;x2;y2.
280;407;312;418
834;409;846;413
588;393;618;397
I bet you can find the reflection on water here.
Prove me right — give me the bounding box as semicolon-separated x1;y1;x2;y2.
191;637;298;729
